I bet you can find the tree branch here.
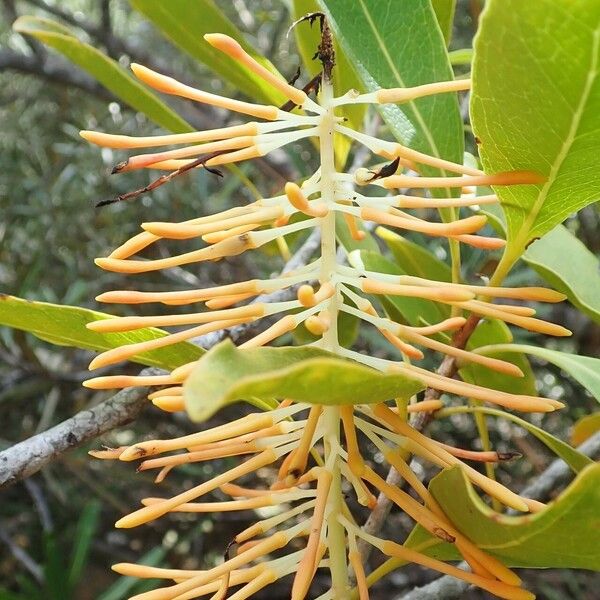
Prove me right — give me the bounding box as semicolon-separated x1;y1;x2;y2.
0;47;114;100
0;368;161;488
396;431;600;600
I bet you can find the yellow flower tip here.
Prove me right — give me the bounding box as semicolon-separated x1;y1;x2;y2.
549;290;567;302
510;364;525;378
94;257;125;272
298;284;316;307
111;563;130;575
204;33;243;58
305;315;329;336
204;32;306;106
284;180;300;197
114;515;133;529
79;130;108;146
555;325;572;337
130;63;170;93
82;377;103;389
86;320;111;332
88;346;124;371
285;181;328;217
466;214;487;230
151;396;185;413
141;221;195;239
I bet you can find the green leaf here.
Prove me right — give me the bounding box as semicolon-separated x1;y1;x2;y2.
0;295;202;371
43;532;66;600
293;0;367;168
461;320;537;397
376;226;452;282
129;0;285;105
471;0;600;255
431;0;456;45
438;405;593;474
183;340;424;422
524;225;600;325
67;501;102;591
13;16;190;134
351;250;450;327
407;463;600;569
475;343;600;404
319;0;464;184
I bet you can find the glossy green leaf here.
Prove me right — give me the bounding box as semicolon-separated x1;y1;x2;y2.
376;226;451;282
407;463;600;568
319;0;464;183
351;250;450;327
13;16;190;134
437;405;592;474
184;340;424;422
476;343;600;404
431;0;456;45
129;0;285;105
471;0;600;255
0;295;202;370
524;225;600;325
293;0;366;167
461;320;537;397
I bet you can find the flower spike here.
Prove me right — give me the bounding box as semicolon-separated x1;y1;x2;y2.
83;18;569;600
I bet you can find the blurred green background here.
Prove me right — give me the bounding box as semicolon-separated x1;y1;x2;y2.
0;1;598;598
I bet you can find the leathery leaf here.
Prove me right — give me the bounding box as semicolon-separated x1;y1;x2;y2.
406;463;600;569
183;340;424;422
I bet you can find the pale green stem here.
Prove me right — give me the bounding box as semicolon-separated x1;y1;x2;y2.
318;74;349;598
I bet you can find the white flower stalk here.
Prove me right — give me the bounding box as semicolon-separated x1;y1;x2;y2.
83;25;569;600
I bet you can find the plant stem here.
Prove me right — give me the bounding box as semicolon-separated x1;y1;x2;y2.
319;72;349;598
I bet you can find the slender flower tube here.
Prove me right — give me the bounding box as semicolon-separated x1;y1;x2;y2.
83;26;569;600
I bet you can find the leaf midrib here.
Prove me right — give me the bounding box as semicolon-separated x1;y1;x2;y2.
508;26;600;249
355;0;449;171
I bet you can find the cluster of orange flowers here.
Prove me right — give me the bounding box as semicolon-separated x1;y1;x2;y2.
83;33;567;600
